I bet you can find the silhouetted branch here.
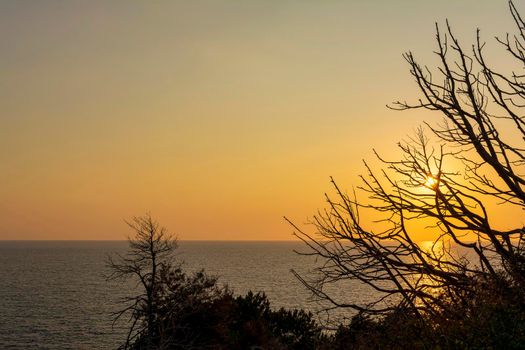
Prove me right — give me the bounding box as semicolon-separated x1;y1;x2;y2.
290;0;525;323
106;214;177;350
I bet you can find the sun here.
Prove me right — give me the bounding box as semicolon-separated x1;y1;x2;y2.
424;175;438;189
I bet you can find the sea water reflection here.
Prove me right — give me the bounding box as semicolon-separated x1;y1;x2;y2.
0;240;474;349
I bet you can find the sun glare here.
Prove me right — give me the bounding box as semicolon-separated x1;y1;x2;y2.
419;240;446;260
424;175;438;189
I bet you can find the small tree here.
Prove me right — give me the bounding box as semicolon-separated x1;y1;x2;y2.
107;215;176;349
107;215;327;349
289;0;525;328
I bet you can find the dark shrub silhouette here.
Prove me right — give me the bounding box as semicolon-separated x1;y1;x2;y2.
324;274;525;349
108;215;325;349
138;286;325;349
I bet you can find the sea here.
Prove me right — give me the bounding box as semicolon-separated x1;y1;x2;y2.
0;240;369;350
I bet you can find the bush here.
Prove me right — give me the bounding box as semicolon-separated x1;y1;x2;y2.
325;273;525;350
130;268;325;349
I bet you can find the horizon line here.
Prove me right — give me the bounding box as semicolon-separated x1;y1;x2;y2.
0;239;303;242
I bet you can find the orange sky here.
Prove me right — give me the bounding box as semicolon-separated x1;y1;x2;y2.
1;1;521;240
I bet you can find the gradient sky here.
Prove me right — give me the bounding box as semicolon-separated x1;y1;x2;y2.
1;1;521;240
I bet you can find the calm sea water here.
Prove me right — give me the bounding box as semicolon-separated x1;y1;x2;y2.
0;240;361;350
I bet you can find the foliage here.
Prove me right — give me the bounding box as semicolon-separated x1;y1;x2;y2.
108;215;325;349
324;273;525;349
134;282;325;349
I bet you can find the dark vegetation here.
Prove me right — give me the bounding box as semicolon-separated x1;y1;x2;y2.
108;217;525;349
107;215;326;349
108;2;525;349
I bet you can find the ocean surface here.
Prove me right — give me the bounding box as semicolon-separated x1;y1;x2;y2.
0;240;366;350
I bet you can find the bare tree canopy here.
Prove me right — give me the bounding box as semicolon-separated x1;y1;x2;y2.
289;0;525;321
107;215;177;349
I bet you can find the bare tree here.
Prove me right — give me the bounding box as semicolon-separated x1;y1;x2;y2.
107;215;177;349
288;1;525;322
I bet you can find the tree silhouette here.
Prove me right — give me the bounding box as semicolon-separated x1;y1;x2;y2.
289;1;525;322
106;216;327;349
106;215;177;349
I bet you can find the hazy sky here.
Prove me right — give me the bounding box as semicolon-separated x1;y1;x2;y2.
1;1;521;240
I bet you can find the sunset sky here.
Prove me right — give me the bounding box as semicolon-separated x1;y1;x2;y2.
1;1;520;240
